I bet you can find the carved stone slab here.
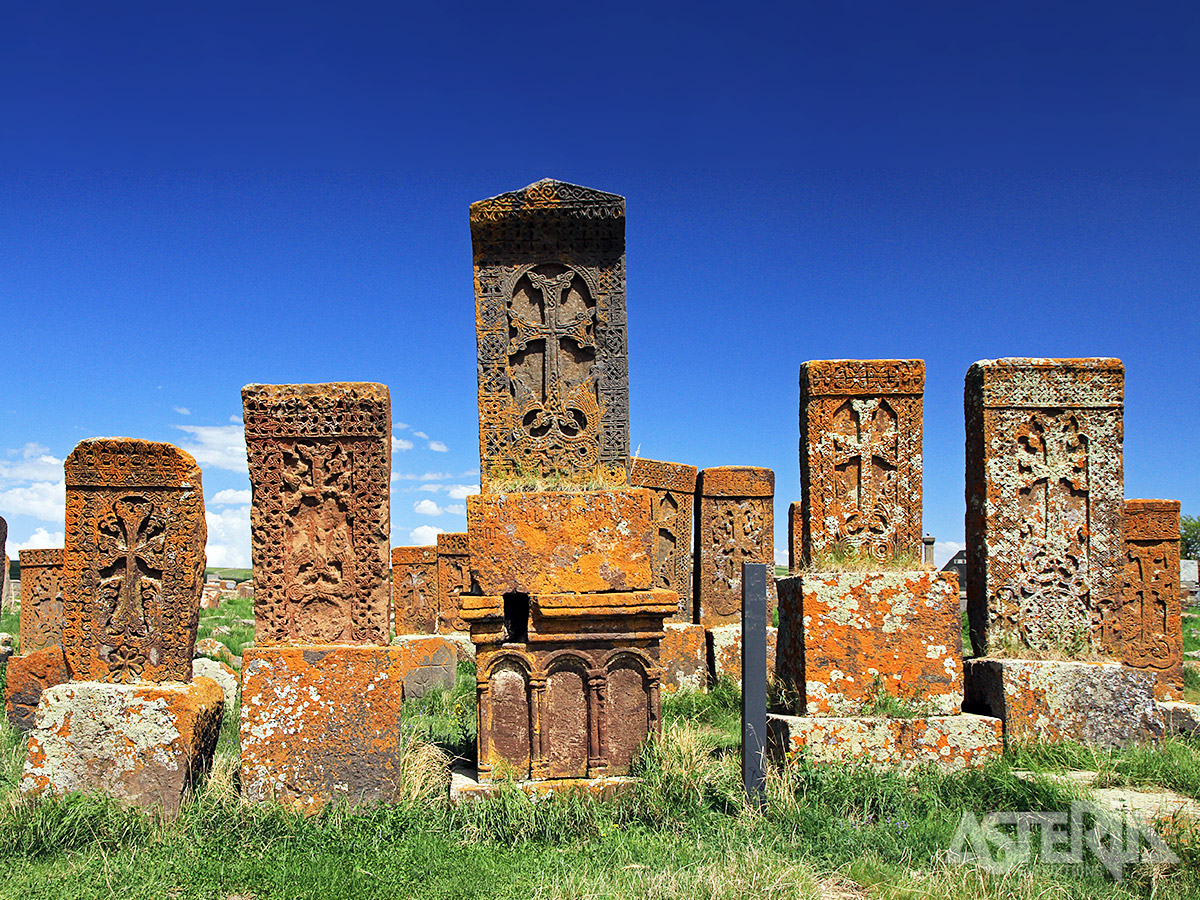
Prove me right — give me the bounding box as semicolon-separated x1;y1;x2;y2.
1122;499;1182;700
391;546;437;635
965;358;1124;657
18;548;64;654
630;458;697;621
471;179;629;491
436;532;471;634
799;360;923;563
243;383;391;646
694;467;775;627
63;439;205;683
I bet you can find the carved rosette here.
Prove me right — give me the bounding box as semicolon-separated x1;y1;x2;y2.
243;383;391;646
630;458;698;621
62;439;205;683
1122;499;1182;698
695;467;775;627
18;548;65;653
964;358;1124;658
799;359;923;563
472;180;629;491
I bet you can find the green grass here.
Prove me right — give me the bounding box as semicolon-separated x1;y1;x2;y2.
205;567;253;582
196;593;255;661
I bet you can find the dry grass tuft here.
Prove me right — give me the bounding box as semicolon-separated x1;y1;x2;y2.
794;545;926;575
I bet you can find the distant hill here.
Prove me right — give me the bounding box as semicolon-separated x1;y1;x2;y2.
205;567;252;583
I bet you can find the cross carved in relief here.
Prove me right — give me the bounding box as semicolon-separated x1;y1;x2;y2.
1017;415;1088;542
831;399;898;523
97;496;165;637
509;269;596;411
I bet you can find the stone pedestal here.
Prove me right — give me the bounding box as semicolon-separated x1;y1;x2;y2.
21;679;223;815
4;645;69;732
707;624;777;689
963;658;1164;747
660;623;706;692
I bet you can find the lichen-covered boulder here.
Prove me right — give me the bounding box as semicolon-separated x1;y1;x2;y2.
192;657;239;713
4;645;69;732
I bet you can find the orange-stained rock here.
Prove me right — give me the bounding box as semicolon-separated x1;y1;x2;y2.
798;360;924;563
467;489;652;595
192;657;238;712
62;439;205;684
965;358;1125;657
4;645;69;732
787;501;801;573
660;624;706;692
1122;499;1183;700
777;572;962;716
436;532;471;633
21;678;223;816
694;467;775;627
471;180;629;492
707;624;777;689
17;548;63;653
963;658;1163;747
240;644;453;811
391;545;438;635
767;712;1002;771
629;458;697;620
243;383;391;647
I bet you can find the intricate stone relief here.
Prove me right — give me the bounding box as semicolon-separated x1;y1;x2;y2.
695;467;775;627
630;458;697;620
1122;499;1182;698
436;532;471;634
18;549;64;654
391;546;437;635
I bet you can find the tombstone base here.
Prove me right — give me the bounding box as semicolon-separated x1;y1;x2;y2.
707;624;777;689
963;658;1165;748
21;678;224;816
1159;701;1200;738
450;763;636;803
4;645;69;732
240;643;455;813
396;631;474;665
661;623;706;692
766;712;1002;771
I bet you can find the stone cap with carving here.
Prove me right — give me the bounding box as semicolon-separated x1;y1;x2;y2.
697;466;774;498
18;548;62;568
800;359;924;397
966;358;1123;409
392;546;436;566
470;179;625;222
1125;499;1180;541
65;438;201;488
629;458;698;493
241;382;391;439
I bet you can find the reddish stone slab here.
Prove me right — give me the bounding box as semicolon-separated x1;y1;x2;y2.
694;467;775;627
660;623;706;692
1122;499;1183;700
437;532;471;633
4;645;69;732
630;458;697;620
18;548;63;654
391;546;438;635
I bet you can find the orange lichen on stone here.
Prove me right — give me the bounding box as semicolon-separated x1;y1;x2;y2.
467;489;652;595
4;645;69;732
777;571;962;716
660;623;706;692
17;548;63;654
62;438;205;684
1122;499;1183;701
437;532;471;633
21;678;223;816
240;645;453;812
694;467;775;627
629;458;697;618
391;546;438;635
707;624;777;689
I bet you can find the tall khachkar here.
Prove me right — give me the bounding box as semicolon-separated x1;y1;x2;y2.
242;383;392;646
965;358;1125;657
694;466;775;628
630;458;698;621
1123;499;1182;700
471;179;629;490
799;360;923;563
18;549;64;654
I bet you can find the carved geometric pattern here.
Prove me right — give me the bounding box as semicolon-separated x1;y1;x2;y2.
694;467;775;628
18;548;64;654
391;546;438;635
1122;499;1182;698
630;458;698;620
436;532;471;634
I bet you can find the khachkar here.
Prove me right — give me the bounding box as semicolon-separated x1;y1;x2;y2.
464;181;676;785
21;439;223;814
694;466;775;628
239;383;454;811
4;549;70;732
962;360;1162;747
770;364;1003;770
1122;500;1182;701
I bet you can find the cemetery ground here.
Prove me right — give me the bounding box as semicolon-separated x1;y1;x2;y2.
0;607;1198;899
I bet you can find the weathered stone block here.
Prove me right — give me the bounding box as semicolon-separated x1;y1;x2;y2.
777;572;962;716
963;657;1163;747
22;678;223;815
799;359;924;563
695;467;775;627
629;458;697;620
4;645;69;732
192;657;238;713
391;545;438;635
240;645;452;811
660;623;706;692
472;179;629;491
243;383;391;647
1122;499;1183;700
17;548;63;654
707;624;777;689
767;712;1002;771
467;489;652;595
63;439;205;683
436;532;471;633
1159;701;1200;738
965;358;1124;657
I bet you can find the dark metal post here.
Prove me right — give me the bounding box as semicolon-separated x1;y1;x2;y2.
741;562;768;807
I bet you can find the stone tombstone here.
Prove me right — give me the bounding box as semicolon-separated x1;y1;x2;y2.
630;457;698;620
694;466;775;627
1123;499;1183;699
62;439;206;683
965;358;1124;657
436;532;471;634
799;359;924;564
18;549;64;654
391;546;438;635
471;179;629;491
243;383;392;646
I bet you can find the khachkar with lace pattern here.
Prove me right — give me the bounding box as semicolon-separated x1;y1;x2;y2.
464;181;676;787
1122;499;1183;701
4;549;69;734
21;439;223;815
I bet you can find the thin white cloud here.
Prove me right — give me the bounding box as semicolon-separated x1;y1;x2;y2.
414;499;444;516
446;484;480;500
0;451;64;483
419;484;442;493
391;471;454;482
395;422;410;431
409;525;443;545
428;441;448;453
935;540;965;569
210;488;252;506
9;527;66;554
19;443;50;459
413;431;428;439
444;504;466;516
392;437;414;452
774;548;789;567
174;425;247;473
204;505;251;568
228;415;242;424
174;406;191;416
0;480;66;523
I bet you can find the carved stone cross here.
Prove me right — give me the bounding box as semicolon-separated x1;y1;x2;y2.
1018;416;1088;543
97;497;165;637
831;399;898;527
509;269;596;415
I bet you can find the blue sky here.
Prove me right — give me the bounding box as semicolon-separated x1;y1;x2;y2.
1;3;1197;568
